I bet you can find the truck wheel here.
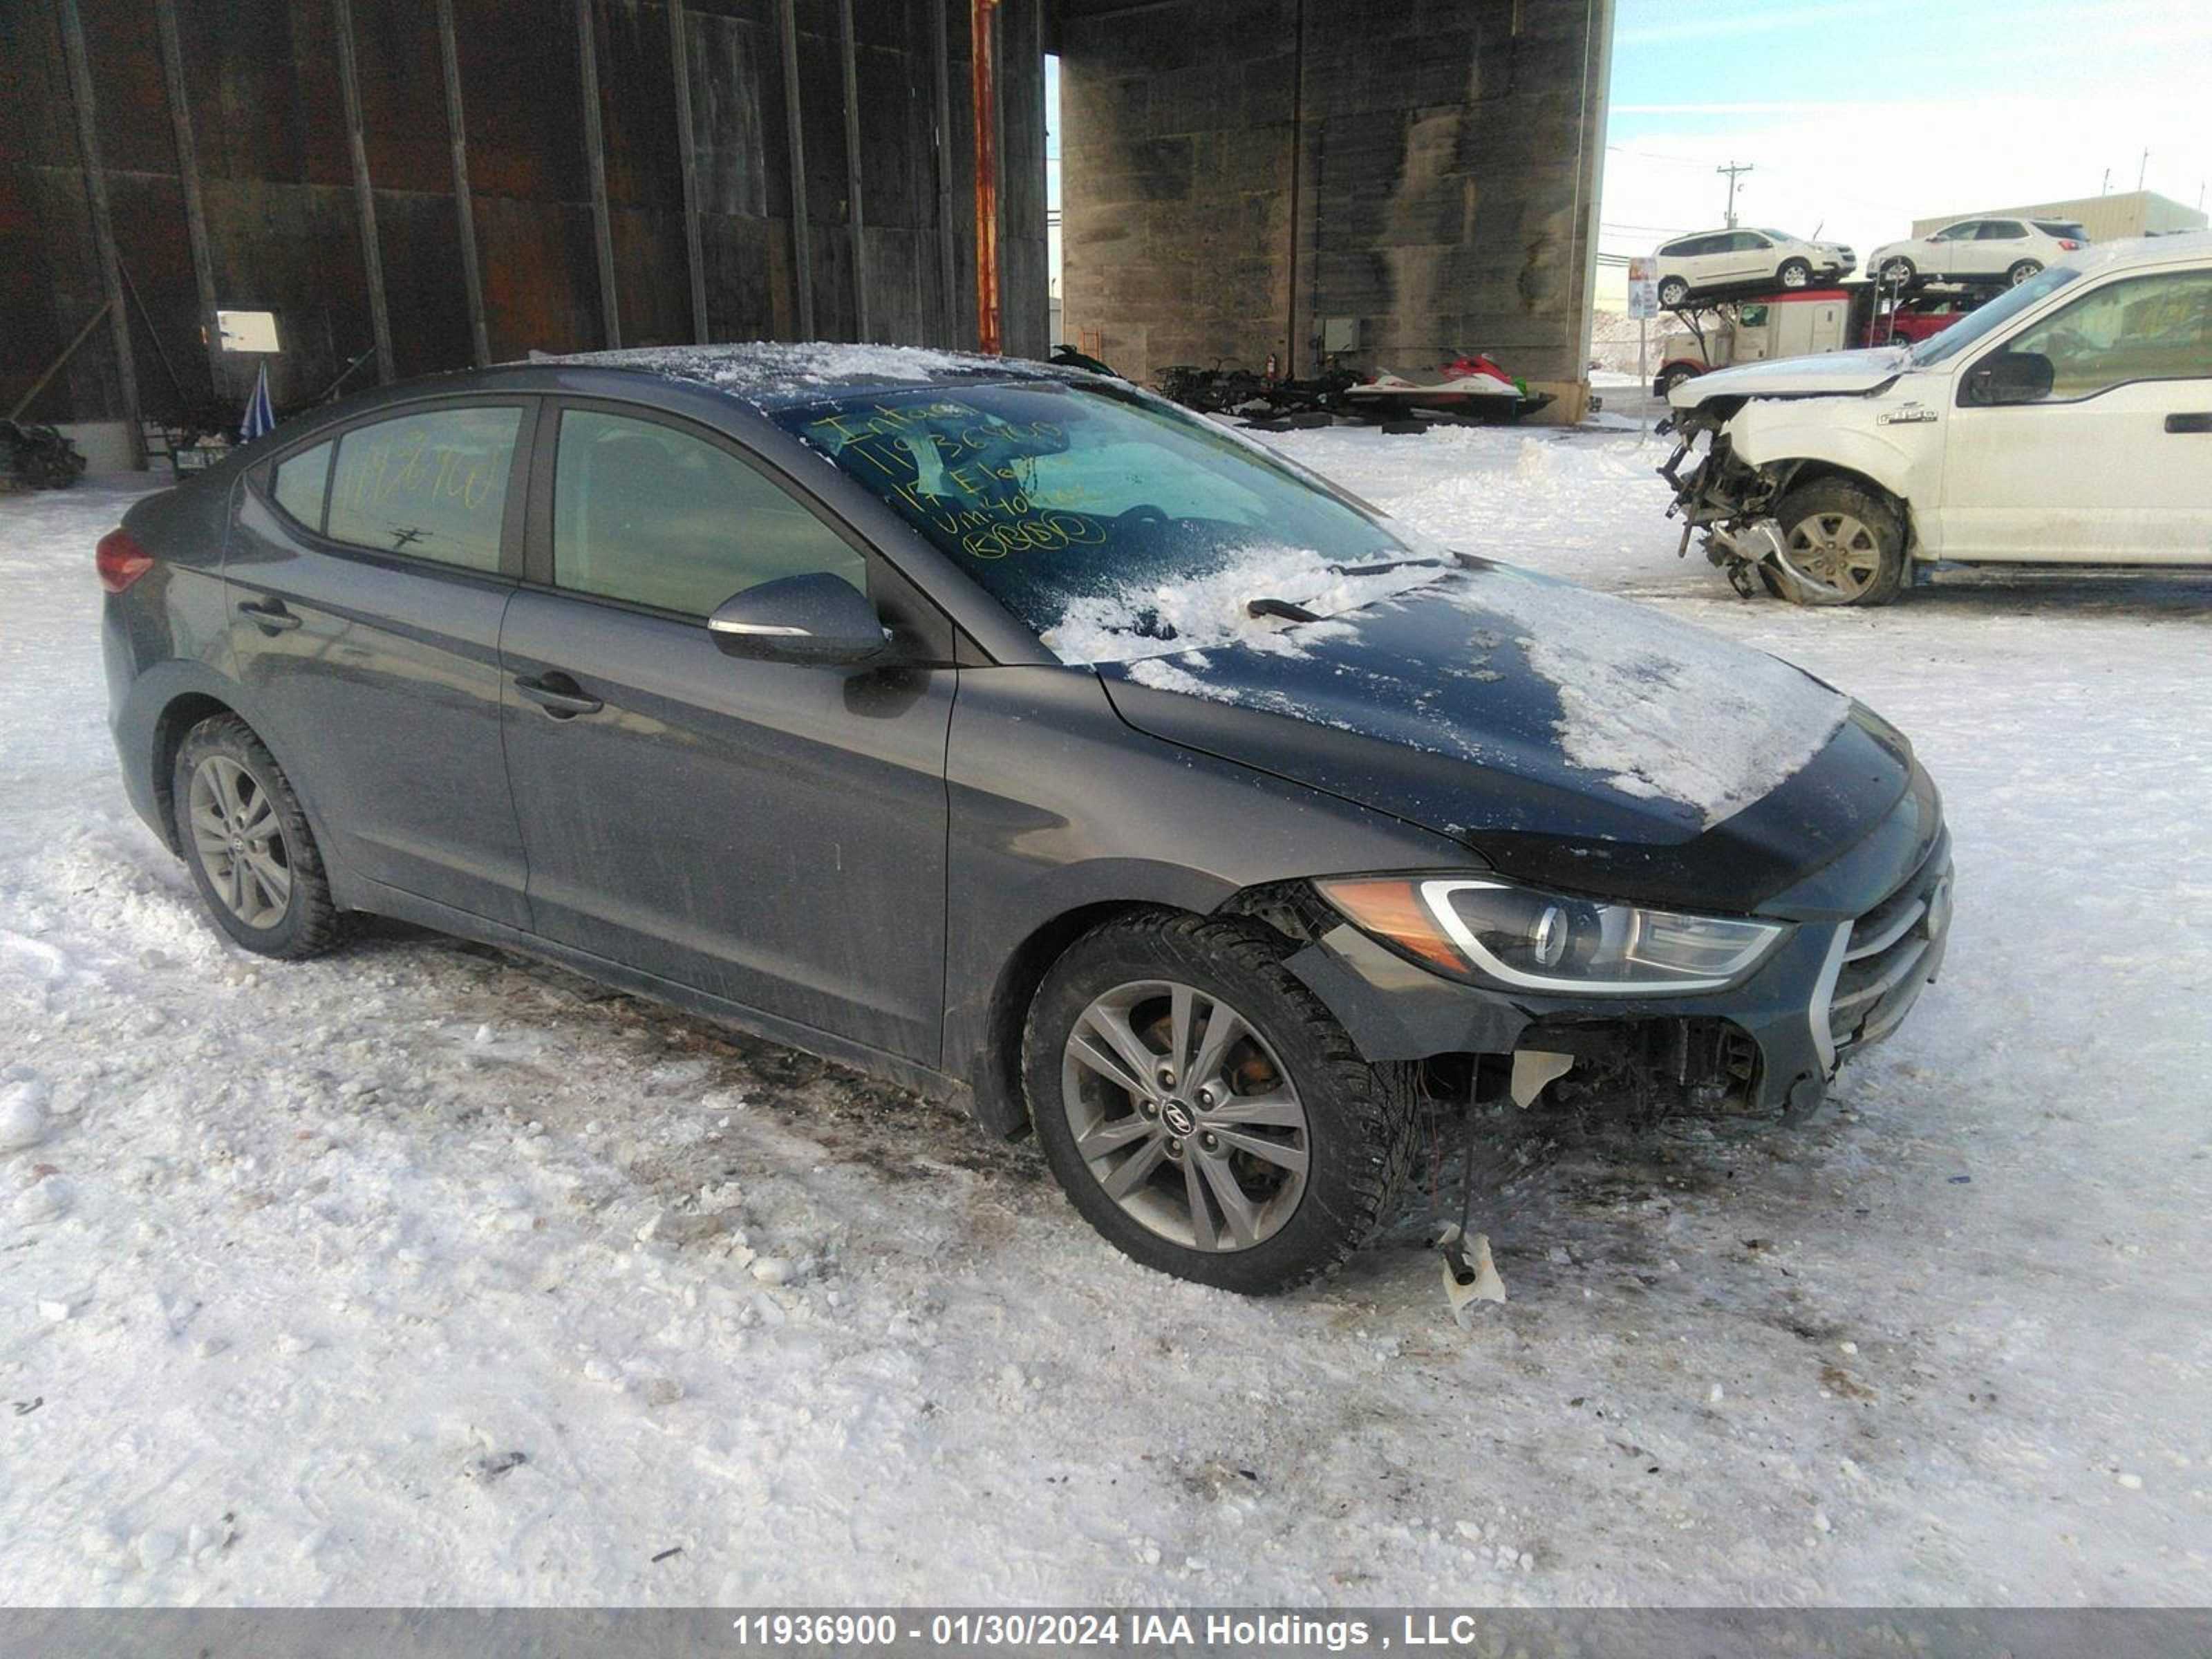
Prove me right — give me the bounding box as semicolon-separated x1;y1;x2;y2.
1023;912;1420;1295
2007;259;2043;286
1658;276;1689;309
1655;363;1699;396
1772;479;1907;607
1878;256;1916;287
1777;259;1812;289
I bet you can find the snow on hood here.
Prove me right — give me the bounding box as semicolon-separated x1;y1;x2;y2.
1039;545;1452;665
1667;345;1912;410
1456;567;1848;827
1103;563;1850;833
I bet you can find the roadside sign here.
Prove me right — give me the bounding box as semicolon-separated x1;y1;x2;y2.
1627;256;1659;321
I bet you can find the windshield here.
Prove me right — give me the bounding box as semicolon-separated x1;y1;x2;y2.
774;381;1434;661
1906;265;2082;365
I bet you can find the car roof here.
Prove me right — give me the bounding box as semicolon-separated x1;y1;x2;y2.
2059;229;2212;275
531;341;1076;409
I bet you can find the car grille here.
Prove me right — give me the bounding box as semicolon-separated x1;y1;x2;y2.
1825;828;1951;1058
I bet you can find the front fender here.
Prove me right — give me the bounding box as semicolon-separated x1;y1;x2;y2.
1725;397;1942;515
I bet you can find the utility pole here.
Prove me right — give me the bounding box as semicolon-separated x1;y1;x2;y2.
1716;160;1754;228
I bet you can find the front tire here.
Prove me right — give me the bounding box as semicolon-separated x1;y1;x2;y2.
172;715;345;959
1657;276;1690;310
1023;912;1419;1295
2007;259;2043;285
1772;478;1908;607
1878;256;1916;288
1655;362;1700;397
1777;258;1812;289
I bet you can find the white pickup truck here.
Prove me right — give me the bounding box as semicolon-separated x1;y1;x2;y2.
1659;232;2212;604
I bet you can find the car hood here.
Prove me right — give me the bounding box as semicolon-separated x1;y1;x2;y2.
1096;563;1912;911
1668;346;1912;410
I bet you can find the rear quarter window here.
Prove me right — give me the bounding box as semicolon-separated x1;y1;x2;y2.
271;440;332;530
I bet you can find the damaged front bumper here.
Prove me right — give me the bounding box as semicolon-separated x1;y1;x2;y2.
1659;419;1789;593
1285;785;1953;1124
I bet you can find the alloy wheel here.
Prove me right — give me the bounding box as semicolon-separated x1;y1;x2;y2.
1059;980;1309;1252
1779;511;1886;602
187;753;292;928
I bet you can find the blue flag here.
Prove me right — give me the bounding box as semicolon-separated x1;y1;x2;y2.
240;364;275;442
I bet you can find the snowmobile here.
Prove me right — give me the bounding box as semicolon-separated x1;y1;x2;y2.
1342;354;1554;427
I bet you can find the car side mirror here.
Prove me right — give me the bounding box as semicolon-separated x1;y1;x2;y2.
706;572;889;665
1970;351;2054;406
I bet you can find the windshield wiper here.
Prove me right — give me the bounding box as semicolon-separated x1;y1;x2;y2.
1327;556;1447;577
1245;596;1324;624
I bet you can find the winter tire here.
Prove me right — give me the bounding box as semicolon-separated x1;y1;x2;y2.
1023;912;1420;1295
1657;276;1690;310
1772;478;1908;608
1777;258;1812;290
2007;259;2043;286
173;714;345;959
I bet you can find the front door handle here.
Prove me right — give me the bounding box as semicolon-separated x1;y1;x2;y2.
513;673;603;718
2165;412;2212;434
236;598;301;633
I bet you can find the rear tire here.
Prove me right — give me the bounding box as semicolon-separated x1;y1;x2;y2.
1772;478;1908;608
172;715;345;959
2007;259;2043;286
1022;912;1420;1295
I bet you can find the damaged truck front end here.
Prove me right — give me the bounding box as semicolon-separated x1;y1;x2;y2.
1657;348;1931;606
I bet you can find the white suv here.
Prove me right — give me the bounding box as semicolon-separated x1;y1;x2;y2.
1653;228;1855;309
1660;232;2212;605
1869;216;2089;289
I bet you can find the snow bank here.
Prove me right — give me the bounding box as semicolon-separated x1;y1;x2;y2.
1039;545;1446;664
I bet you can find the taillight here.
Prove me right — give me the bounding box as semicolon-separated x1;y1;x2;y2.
2058;239;2081;250
96;527;154;593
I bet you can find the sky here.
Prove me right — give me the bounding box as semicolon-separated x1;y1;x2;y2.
1600;0;2212;300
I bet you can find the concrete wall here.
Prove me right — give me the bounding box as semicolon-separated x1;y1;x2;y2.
1;0;1049;427
1058;0;1610;403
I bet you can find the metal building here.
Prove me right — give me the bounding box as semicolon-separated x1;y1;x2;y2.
2;0;1050;460
3;0;1613;458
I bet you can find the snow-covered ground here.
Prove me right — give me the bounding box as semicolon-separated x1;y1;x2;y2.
3;429;2209;1608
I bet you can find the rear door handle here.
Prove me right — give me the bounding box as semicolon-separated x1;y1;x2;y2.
2166;413;2212;434
236;598;302;632
513;673;603;718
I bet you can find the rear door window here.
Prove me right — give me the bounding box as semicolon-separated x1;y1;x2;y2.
271;440;332;530
325;406;522;571
1979;221;2029;241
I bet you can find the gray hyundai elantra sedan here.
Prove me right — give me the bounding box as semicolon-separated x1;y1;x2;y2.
98;343;1951;1293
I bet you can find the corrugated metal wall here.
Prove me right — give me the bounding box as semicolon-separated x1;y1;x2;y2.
1;0;1050;426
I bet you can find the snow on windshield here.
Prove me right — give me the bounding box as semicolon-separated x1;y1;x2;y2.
1455;568;1848;827
1039;544;1449;665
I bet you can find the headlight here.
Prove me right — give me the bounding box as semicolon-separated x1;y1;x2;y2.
1316;875;1785;995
